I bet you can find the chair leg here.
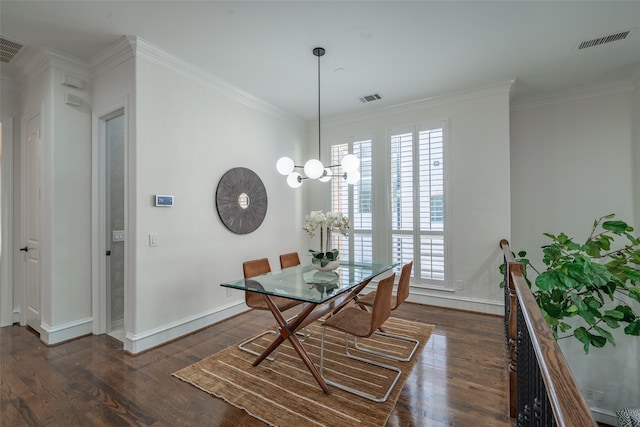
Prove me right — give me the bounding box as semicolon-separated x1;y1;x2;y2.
239;327;279;361
320;326;402;403
353;330;420;362
239;311;311;360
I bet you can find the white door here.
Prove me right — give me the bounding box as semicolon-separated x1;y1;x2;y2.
21;115;41;333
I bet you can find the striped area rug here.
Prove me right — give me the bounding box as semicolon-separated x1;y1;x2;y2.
173;317;434;426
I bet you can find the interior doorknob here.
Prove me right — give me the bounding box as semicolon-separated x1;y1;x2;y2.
20;246;29;252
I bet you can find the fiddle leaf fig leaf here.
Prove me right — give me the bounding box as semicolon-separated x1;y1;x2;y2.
624;321;640;336
594;325;616;347
602;315;620;329
589;333;607;349
574;327;591;353
603;220;632;234
604;309;625;320
559;321;572;333
536;271;559;291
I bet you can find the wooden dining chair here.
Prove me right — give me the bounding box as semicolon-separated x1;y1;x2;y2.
319;273;401;402
239;258;302;360
354;261;419;361
279;252;301;269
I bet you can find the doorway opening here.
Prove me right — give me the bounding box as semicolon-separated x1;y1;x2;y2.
103;109;125;341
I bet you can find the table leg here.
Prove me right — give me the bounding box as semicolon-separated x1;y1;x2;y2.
252;277;374;394
252;295;331;394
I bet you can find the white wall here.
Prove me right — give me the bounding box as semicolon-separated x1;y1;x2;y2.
321;82;513;314
0;78;21;326
127;50;307;351
49;65;92;331
510;83;638;423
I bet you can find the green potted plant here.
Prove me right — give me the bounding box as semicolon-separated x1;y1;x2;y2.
502;214;640;353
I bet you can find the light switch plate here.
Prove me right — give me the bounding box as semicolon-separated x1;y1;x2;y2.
149;233;159;247
112;230;125;242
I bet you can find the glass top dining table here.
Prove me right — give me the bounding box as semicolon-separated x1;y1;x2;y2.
221;261;396;304
220;260;397;394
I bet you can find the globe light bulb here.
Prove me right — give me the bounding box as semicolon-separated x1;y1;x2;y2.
287;172;303;188
341;154;360;172
345;169;361;185
276;157;295;175
304;159;324;180
318;168;332;182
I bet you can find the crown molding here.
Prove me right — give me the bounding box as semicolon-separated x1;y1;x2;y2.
324;79;515;128
12;46;50;85
632;65;640;88
43;48;90;78
511;79;635;111
90;35;135;79
9;45;90;88
131;36;303;126
0;72;23;92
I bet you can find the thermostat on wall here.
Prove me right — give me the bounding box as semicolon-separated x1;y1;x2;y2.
155;195;174;207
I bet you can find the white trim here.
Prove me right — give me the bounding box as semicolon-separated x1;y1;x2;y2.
20;104;44;331
0;74;23;92
92;97;129;336
40;317;93;345
90;36;135;79
325;79;515;127
590;406;618;426
0;116;14;326
408;290;504;316
511;79;635;111
361;279;503;315
130;36;303;125
123;301;247;354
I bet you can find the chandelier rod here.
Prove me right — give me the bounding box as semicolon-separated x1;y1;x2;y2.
313;47;325;161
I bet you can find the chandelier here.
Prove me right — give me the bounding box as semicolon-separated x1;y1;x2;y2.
276;47;360;188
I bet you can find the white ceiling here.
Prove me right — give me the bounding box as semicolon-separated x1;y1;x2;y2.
2;1;640;122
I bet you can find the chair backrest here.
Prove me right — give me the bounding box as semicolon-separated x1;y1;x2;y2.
279;252;300;269
369;273;396;336
243;258;271;279
242;258;271;308
394;261;413;309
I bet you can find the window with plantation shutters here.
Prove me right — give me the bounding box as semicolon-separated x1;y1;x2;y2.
329;122;448;289
390;125;447;285
330;138;373;263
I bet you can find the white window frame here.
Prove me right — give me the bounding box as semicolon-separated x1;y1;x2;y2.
328;120;451;290
388;120;451;290
329;136;374;264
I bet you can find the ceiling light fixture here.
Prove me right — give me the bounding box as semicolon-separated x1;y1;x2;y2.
276;47;360;188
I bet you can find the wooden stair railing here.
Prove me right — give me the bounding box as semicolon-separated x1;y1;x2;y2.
500;239;598;427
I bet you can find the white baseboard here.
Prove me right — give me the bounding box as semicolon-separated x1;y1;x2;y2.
591;406;618;426
406;292;504;315
40;317;93;345
123;300;247;354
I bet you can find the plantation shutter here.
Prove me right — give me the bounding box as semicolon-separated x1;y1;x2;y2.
391;125;446;283
330;139;373;263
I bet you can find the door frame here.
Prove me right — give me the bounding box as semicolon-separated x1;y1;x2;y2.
0;116;14;326
92;97;129;335
20;105;44;332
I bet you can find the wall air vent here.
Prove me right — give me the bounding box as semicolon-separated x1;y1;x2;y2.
577;30;632;50
359;93;382;103
0;35;25;63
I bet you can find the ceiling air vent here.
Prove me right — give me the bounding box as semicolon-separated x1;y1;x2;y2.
577;30;632;50
1;36;25;63
359;93;382;103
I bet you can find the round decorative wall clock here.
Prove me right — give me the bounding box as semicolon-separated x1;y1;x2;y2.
215;167;268;234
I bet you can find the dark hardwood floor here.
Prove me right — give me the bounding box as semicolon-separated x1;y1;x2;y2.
2;303;514;426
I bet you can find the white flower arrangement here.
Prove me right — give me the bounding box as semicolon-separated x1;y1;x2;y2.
304;210;350;267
